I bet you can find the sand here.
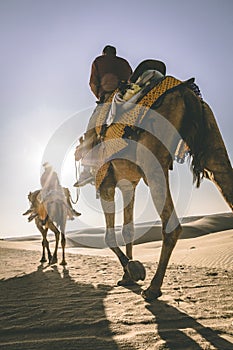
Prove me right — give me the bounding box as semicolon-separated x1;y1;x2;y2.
0;212;233;349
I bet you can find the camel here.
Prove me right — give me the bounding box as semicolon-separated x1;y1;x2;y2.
23;188;77;265
75;71;233;301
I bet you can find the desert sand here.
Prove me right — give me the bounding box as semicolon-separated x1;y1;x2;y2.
1;212;233;349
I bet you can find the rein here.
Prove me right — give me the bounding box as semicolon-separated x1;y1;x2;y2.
69;160;80;204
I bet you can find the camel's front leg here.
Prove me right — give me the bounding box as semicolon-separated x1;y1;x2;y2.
100;178;145;284
41;230;51;263
35;219;51;263
141;169;182;301
142;223;182;301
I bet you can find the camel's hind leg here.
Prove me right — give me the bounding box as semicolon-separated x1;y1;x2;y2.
142;167;182;301
100;175;145;284
117;179;145;285
59;203;67;265
49;222;60;265
100;179;128;264
60;231;67;266
48;202;67;265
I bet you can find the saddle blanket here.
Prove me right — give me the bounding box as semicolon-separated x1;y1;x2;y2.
94;76;184;190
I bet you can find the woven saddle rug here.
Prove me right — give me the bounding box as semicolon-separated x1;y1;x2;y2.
94;76;185;190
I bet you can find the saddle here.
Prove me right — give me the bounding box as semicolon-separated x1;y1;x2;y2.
76;60;201;190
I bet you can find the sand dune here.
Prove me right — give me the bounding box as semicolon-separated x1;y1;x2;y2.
7;211;233;246
1;212;233;349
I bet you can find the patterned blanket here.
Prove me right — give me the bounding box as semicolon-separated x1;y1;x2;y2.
94;76;185;190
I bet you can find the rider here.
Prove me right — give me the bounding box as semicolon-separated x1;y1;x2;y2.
41;163;80;220
89;45;132;102
74;45;132;187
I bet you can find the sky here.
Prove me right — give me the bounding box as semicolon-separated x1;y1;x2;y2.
0;0;233;238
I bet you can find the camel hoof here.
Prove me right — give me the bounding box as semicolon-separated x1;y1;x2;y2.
117;271;137;286
40;257;47;263
126;260;146;282
117;279;136;286
141;288;162;302
60;260;67;266
49;257;57;265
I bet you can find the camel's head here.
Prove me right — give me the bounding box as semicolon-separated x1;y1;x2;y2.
28;190;40;205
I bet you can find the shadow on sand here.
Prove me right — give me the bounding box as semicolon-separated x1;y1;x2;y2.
146;300;233;350
0;264;135;350
1;260;232;350
126;284;233;350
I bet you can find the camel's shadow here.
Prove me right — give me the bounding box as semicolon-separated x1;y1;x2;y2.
125;284;233;350
0;264;134;350
146;298;233;350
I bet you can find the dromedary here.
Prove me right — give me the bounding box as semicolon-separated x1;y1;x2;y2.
75;67;233;301
23;188;71;265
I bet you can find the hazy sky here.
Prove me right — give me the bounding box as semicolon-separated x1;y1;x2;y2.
1;0;233;238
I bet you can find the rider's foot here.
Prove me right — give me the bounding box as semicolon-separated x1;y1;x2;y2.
72;209;81;216
23;208;33;215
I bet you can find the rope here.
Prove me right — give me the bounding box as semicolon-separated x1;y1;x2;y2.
69;160;80;204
